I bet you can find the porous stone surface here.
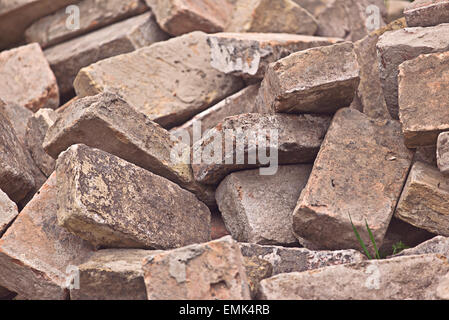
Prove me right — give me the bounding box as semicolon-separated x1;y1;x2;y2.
26;0;149;49
0;189;18;236
395;161;449;237
192;113;331;185
292;108;414;251
146;0;233;36
74;31;244;129
70;249;153;300
0;0;78;49
0;173;94;300
398;50;449;148
404;0;449;27
377;23;449;119
207;32;342;79
240;242;365;298
438;132;449;174
256;42;360;114
0;43;59;112
56;144;211;249
44;92;214;206
45;12;169;97
239;243;366;275
142;236;251;300
25;108;57;177
216;165;312;245
258;254;449;300
0;101;36;203
227;0;318;35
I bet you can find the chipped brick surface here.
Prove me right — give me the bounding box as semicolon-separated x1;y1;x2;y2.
56;144;211;249
142;236;251;300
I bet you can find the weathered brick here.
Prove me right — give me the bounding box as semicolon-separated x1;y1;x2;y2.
0;174;94;300
207;32;342;79
259;254;449;300
353;18;407;119
395;161;449;237
256;42;359;114
240;242;365;298
70;249;153;300
0;100;48;207
0;102;33;145
26;0;149;49
44;92;214;207
404;0;449;27
45;12;168;97
377;23;449;119
216;165;312;245
25;109;57;177
227;0;318;35
399;51;449;148
316;0;386;41
240;243;366;275
192;113;331;185
0;0;78;49
74;31;244;129
142;236;251;300
56;144;211;249
146;0;232;36
293;108;414;251
0;101;36;203
0;43;59;112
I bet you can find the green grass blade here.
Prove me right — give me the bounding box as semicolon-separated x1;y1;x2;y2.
365;219;380;259
392;241;409;255
392;243;399;256
349;214;372;260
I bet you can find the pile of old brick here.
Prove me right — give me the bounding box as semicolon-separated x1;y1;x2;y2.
1;0;449;300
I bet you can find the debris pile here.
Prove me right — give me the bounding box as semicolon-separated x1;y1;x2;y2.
1;0;449;300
